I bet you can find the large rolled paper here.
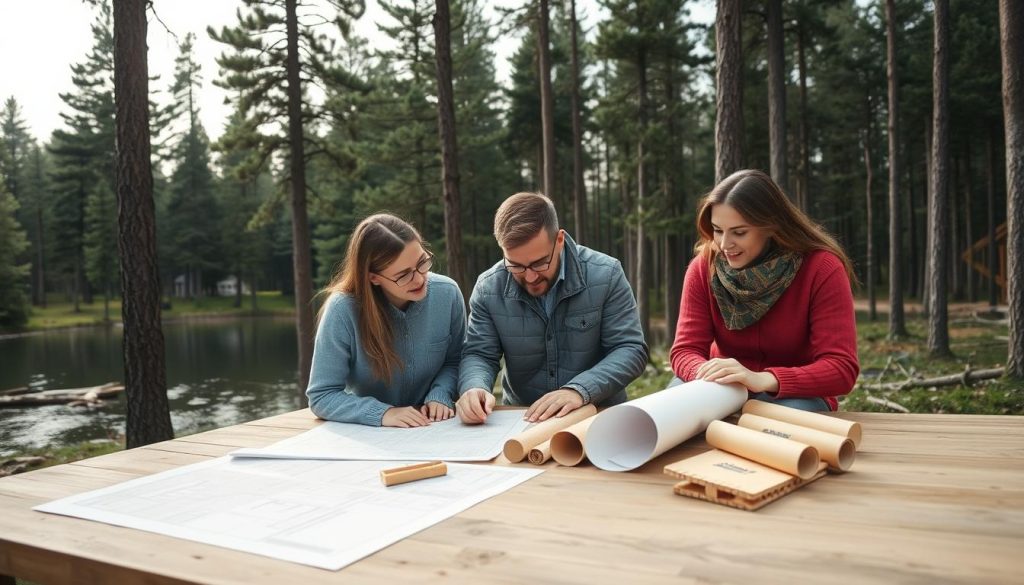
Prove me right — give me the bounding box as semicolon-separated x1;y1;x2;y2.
528;440;552;465
741;400;862;447
550;416;597;466
738;413;856;471
502;404;598;463
585;380;748;472
706;420;821;479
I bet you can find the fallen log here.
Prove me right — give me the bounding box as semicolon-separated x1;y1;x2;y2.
0;383;124;407
0;456;46;477
859;367;1005;392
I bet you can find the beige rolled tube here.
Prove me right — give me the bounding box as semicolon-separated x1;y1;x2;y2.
503;404;598;463
550;416;597;466
738;413;856;471
742;400;862;448
528;440;552;465
705;420;820;479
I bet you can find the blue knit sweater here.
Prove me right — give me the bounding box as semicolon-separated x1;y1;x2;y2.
306;273;466;425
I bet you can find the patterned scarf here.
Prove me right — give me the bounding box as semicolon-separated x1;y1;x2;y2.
710;245;803;330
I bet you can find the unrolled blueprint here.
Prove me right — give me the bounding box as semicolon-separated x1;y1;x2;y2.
35;457;543;570
230;410;532;462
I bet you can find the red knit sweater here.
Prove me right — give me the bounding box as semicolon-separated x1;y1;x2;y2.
670;250;859;411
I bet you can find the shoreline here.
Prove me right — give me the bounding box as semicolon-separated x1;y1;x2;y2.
0;309;296;340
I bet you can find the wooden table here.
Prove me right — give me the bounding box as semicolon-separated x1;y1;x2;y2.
1;410;1021;584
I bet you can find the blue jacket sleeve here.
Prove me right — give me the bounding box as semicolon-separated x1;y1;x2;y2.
305;295;391;426
563;264;649;404
458;278;502;397
425;285;466;408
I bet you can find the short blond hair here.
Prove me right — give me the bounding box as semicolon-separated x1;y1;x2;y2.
493;192;559;249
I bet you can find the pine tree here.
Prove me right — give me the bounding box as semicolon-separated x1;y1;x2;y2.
211;0;365;401
0;184;30;329
83;177;118;321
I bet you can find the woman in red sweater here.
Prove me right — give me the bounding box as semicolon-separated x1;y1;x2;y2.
670;169;859;411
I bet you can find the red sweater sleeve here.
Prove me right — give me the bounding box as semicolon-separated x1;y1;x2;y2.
670;258;713;381
766;261;860;399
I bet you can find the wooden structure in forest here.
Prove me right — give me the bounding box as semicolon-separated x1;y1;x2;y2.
961;222;1008;302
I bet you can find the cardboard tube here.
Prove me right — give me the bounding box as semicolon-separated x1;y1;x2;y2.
379;461;447;486
741;400;862;448
550;416;597;466
502;404;598;463
528;441;552;465
738;413;856;471
706;420;820;479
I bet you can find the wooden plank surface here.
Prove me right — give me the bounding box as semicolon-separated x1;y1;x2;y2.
1;411;1021;584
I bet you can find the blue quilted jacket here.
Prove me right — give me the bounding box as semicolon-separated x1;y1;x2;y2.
459;234;648;406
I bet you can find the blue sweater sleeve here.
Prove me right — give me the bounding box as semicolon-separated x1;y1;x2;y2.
305;295;391;426
424;285;466;408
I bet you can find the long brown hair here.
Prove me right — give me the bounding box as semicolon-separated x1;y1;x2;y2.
319;213;425;381
694;169;858;285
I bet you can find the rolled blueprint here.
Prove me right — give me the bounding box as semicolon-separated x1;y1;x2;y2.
528;440;552;465
741;400;862;447
706;420;821;479
550;416;597;466
503;404;598;463
585;380;747;472
738;413;856;471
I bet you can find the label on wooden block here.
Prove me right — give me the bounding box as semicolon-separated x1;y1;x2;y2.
664;449;799;499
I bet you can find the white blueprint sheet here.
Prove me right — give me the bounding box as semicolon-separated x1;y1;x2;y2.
230;410;532;462
35;457;543;570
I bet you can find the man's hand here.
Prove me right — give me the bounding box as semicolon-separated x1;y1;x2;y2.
524;388;584;422
420;401;455;422
456;388;495;424
695;358;779;393
382;406;431;428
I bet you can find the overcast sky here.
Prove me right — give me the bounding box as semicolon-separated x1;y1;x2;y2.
0;0;714;145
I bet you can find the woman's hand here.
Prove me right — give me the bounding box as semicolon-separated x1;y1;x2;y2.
420;401;455;422
695;358;779;393
382;406;431;428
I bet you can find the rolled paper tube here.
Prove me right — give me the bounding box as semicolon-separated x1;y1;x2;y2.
738;413;856;472
528;440;552;465
741;400;863;448
502;404;598;463
550;416;597;466
379;461;447;487
705;420;821;480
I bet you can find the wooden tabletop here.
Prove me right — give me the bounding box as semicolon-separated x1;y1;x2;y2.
1;410;1021;584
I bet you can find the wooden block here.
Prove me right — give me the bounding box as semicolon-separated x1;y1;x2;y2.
379;461;447;487
664;449;827;511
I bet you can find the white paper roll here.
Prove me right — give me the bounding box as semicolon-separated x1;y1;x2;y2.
585;380;748;472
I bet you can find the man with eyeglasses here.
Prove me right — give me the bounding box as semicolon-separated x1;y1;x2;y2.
456;192;648;424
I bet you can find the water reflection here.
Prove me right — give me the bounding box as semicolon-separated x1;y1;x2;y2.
0;317;301;456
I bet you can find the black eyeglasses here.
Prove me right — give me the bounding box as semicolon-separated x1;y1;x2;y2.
375;253;433;287
504;238;558;275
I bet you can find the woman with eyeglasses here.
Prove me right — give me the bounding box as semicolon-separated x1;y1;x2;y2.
306;213;466;427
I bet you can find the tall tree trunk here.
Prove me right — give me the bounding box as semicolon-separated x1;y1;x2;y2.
963;143;975;302
285;0;314;405
987;124;999;307
234;270;242;309
568;0;587;244
113;0;173;448
715;0;743;183
885;0;908;338
923;126;933;317
927;0;951;357
767;0;788;193
636;49;649;341
1000;0;1024;377
35;205;45;308
538;0;556;205
664;71;683;345
907;147;919;298
864;125;876;321
433;0;467;298
797;19;811;212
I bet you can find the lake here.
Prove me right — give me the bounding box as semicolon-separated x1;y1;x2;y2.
0;317;301;456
